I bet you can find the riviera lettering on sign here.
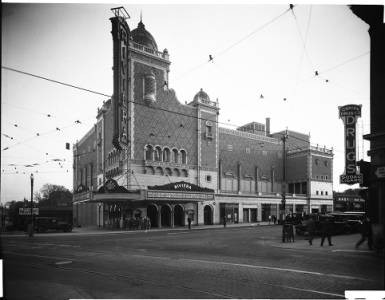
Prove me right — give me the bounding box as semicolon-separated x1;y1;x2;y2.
174;183;192;190
338;104;363;185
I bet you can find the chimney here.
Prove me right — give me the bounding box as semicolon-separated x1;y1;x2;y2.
265;117;270;136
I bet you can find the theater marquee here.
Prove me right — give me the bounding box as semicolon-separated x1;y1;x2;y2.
339;104;363;185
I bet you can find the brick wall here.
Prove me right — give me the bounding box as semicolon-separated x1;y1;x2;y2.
133;61;199;172
75;126;97;191
311;154;333;182
286;153;308;182
219;129;283;185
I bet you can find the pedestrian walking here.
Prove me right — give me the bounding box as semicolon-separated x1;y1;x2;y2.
307;216;315;245
272;215;277;225
320;216;334;246
223;216;227;228
187;216;192;230
268;215;272;224
356;216;373;250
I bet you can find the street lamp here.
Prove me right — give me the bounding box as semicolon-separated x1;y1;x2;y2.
29;173;34;237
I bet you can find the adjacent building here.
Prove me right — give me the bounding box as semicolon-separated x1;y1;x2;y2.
73;10;334;228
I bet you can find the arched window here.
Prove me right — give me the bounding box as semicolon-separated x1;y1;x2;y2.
172;149;179;164
163;148;171;162
155;167;163;175
154;146;162;161
165;168;172;176
145;166;155;175
173;168;180;177
181;169;188;177
145;145;153;161
181;150;187;164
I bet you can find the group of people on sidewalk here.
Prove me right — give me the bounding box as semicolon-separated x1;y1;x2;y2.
123;216;151;231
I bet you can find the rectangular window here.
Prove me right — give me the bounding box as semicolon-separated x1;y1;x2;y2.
316;191;319;195
321;191;324;195
122;46;126;59
206;175;212;182
205;125;213;139
325;191;328;195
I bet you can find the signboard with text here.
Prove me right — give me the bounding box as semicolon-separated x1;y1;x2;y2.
339;104;362;185
19;208;39;216
147;191;214;201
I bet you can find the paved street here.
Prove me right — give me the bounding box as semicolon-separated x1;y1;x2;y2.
2;224;384;299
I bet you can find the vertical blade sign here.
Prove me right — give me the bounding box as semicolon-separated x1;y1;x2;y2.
111;14;130;150
339;104;363;184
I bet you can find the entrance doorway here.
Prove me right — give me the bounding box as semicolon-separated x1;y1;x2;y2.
174;205;184;226
161;205;171;227
243;208;249;223
147;204;158;228
204;205;213;225
250;208;258;222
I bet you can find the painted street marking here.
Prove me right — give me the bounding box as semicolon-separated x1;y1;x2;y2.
168;232;190;235
332;249;372;253
265;282;345;298
55;260;72;265
134;254;346;298
134;254;374;282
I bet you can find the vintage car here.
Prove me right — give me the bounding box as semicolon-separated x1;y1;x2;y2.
295;212;365;236
34;217;72;233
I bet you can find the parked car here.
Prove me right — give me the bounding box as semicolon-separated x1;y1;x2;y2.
330;212;365;234
34;217;72;233
295;212;365;236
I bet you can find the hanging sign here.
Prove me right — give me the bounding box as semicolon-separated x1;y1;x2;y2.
339;104;363;184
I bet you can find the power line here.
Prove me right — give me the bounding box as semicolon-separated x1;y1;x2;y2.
173;7;292;81
2;120;88;151
3;67;336;156
319;51;370;75
2;66;111;98
291;6;315;72
216;7;292;58
292;5;313;98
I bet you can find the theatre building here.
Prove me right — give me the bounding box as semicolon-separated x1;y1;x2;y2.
73;10;334;228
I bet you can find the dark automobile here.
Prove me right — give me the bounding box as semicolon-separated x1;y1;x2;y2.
330;212;365;234
34;217;72;233
295;212;365;236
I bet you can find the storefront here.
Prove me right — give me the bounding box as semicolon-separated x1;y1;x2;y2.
219;203;239;224
146;181;215;228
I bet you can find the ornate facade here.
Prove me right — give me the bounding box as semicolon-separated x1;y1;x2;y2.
73;10;334;228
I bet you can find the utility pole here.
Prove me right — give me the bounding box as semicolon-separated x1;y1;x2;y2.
281;130;288;221
281;130;288;242
29;173;34;237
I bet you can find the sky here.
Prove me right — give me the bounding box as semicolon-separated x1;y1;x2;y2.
1;2;373;204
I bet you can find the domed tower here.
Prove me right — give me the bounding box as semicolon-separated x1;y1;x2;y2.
131;20;158;50
110;10;171;189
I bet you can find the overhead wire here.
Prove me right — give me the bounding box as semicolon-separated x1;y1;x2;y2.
2;66;111;98
173;6;292;81
318;51;370;75
1;66;338;155
292;5;313;98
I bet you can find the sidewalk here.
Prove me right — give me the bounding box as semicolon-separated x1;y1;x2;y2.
1;221;274;237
